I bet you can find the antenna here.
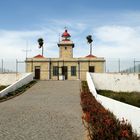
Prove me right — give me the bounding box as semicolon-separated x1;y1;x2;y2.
58;33;61;42
22;40;31;59
64;26;67;30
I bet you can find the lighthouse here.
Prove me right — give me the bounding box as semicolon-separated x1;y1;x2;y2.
58;29;74;58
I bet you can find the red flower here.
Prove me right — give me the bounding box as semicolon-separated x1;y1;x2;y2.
82;112;90;122
120;130;129;138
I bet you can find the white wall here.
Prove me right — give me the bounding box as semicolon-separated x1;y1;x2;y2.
0;73;27;86
87;72;140;135
91;73;140;92
0;73;33;97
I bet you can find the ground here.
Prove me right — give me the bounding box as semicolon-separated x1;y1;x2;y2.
0;81;84;140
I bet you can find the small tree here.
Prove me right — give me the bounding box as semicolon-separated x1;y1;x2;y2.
38;38;44;56
86;35;93;55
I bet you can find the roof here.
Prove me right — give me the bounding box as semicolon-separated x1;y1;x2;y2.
62;30;71;37
85;54;97;58
34;54;45;58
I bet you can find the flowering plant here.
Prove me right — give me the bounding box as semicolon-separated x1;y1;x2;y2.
81;81;139;140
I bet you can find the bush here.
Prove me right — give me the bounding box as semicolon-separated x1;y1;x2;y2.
0;85;7;91
97;90;140;108
0;80;37;102
81;81;139;140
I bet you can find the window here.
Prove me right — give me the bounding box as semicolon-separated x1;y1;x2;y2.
89;66;95;72
71;66;76;76
53;66;59;76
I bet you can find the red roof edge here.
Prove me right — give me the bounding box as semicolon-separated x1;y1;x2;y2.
85;54;97;58
34;54;45;58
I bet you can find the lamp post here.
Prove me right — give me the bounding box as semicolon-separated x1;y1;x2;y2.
86;35;93;55
38;38;44;56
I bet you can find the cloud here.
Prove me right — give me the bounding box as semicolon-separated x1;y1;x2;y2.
0;18;140;63
0;20;90;60
0;28;60;59
95;26;134;42
94;25;140;59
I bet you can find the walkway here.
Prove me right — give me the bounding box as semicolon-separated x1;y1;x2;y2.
0;81;84;140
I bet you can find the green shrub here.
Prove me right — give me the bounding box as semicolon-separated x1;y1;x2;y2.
120;97;126;102
97;90;140;108
0;85;7;91
0;80;37;102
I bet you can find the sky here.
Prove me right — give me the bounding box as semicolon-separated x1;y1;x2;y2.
0;0;140;63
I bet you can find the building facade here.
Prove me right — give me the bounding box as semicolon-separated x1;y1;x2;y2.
26;29;105;80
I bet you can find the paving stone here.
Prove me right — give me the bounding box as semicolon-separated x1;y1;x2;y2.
0;81;84;140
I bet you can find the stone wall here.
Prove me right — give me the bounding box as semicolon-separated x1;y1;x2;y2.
26;58;105;80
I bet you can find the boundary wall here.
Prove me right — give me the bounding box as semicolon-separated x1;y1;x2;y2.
91;73;140;92
87;72;140;135
0;73;33;97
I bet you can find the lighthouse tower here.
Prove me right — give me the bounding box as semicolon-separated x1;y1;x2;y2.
58;29;74;58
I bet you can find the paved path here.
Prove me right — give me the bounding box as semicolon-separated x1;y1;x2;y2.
0;81;84;140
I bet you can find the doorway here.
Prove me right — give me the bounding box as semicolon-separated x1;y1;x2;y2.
89;66;95;73
35;66;40;79
62;66;68;80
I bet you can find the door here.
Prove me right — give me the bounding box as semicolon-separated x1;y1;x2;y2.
35;66;40;79
89;66;95;73
62;66;68;80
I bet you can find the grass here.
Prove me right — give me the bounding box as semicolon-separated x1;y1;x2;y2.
0;80;37;102
0;85;8;91
97;90;140;108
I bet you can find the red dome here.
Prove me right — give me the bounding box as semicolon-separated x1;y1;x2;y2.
62;30;71;37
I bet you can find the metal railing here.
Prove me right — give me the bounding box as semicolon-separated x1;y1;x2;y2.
0;58;140;74
0;59;25;73
105;58;140;73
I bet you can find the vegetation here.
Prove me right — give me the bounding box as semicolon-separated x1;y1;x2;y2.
0;85;7;91
0;80;37;102
81;81;139;140
97;90;140;108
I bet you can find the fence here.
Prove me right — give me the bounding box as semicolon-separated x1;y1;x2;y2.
0;58;140;74
0;59;25;73
105;58;140;73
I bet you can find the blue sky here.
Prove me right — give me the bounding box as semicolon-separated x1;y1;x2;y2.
1;0;140;29
0;0;140;61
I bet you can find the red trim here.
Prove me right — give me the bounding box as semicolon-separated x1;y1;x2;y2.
86;54;97;58
34;54;45;58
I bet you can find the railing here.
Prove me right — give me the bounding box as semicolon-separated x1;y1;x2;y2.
0;59;25;73
0;58;140;74
105;58;140;73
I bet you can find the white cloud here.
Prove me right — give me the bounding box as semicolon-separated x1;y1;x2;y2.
94;25;140;59
95;26;134;42
0;20;140;71
0;29;60;59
